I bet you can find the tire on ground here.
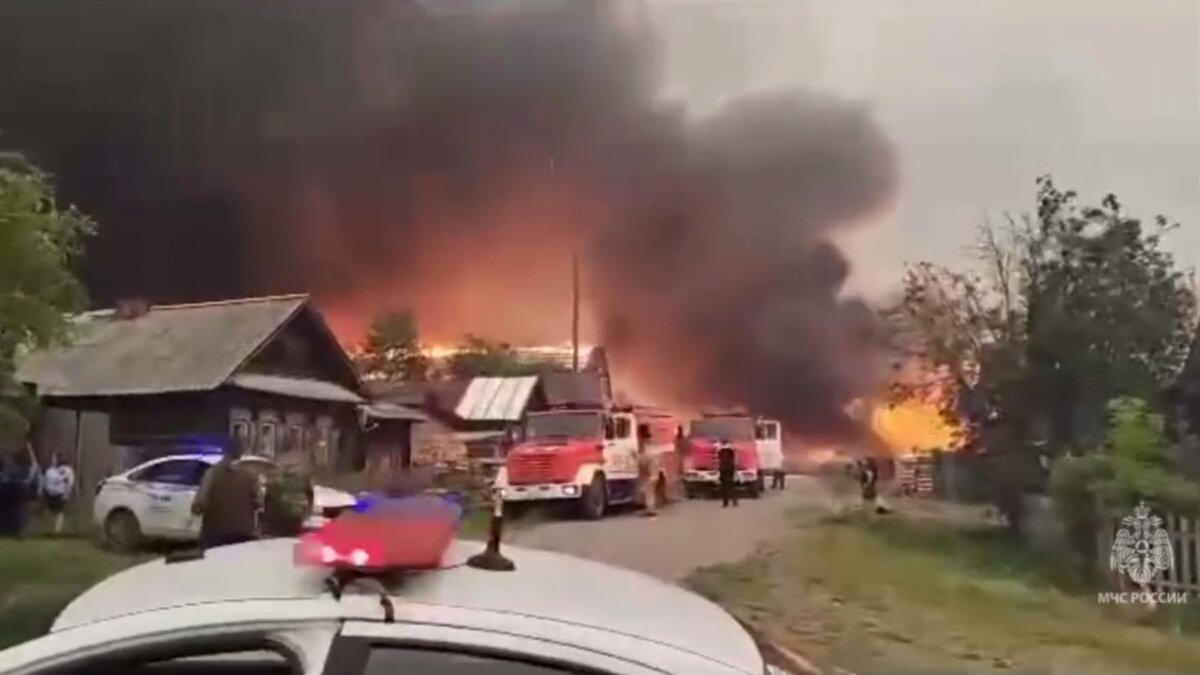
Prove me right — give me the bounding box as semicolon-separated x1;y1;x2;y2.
104;509;142;551
578;474;607;520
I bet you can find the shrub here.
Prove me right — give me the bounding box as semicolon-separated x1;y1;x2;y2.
1050;397;1200;580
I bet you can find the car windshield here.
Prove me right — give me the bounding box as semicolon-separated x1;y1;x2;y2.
689;417;755;441
524;412;603;441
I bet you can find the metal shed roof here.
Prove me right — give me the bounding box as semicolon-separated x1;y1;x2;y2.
540;371;606;407
454;376;539;422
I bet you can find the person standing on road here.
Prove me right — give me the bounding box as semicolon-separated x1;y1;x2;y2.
717;441;738;508
42;453;75;535
192;436;261;549
637;424;660;518
859;457;879;511
771;468;786;491
0;455;22;537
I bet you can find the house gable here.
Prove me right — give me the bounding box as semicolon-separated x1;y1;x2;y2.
237;306;361;393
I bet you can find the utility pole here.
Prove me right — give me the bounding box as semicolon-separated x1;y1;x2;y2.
551;152;581;374
572;250;580;373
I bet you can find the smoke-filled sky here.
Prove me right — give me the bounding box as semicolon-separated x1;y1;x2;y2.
1;0;1195;446
646;0;1200;298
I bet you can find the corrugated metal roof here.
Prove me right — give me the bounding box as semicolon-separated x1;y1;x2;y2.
454;376;538;421
228;373;364;404
17;296;309;397
541;371;606;407
361;401;428;422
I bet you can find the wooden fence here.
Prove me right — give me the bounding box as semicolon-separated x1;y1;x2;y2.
896;456;935;495
1098;510;1200;596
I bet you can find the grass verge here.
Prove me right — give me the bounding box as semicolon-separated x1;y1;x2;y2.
686;510;1200;674
0;536;137;650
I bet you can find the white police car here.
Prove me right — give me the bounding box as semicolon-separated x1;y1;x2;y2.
93;452;357;548
1;502;808;675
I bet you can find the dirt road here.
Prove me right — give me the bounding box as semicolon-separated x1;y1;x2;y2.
510;475;827;581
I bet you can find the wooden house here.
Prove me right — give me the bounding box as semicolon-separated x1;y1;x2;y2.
18;295;422;492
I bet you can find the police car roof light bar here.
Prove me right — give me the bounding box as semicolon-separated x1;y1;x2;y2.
295;495;462;572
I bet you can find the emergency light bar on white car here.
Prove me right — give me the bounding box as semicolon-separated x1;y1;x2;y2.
295;490;516;574
295;494;463;572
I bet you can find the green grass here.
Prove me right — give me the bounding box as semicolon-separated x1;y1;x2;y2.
0;536;138;649
687;511;1200;675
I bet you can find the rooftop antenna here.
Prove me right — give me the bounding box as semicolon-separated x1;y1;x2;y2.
466;489;515;572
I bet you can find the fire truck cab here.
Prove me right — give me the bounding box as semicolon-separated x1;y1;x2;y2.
682;411;763;498
494;406;672;519
754;418;785;482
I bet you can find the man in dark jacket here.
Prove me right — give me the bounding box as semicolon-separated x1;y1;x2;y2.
192;437;261;549
0;455;21;537
717;441;738;508
859;457;879;510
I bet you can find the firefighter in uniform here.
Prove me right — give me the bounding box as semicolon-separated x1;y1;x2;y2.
859;457;879;512
637;424;660;517
717;441;738;508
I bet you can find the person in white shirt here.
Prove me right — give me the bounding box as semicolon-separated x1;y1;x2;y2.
42;454;75;535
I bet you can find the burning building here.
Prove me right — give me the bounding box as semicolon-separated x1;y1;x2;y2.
0;0;898;453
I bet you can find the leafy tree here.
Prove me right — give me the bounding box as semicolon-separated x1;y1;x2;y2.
889;177;1196;530
445;335;549;379
357;309;429;381
1051;397;1200;578
0;155;94;446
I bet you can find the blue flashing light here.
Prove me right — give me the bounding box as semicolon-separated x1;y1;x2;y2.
176;435;230;456
351;491;465;523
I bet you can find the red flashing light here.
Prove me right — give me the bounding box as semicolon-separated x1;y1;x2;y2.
295;503;459;572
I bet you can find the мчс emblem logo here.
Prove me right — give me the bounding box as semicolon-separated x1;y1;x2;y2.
1110;501;1174;587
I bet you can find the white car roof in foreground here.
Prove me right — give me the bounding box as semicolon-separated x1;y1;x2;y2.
51;538;763;673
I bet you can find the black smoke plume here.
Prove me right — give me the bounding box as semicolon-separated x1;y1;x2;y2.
0;0;897;445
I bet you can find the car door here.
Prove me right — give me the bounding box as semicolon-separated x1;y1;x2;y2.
128;459;210;539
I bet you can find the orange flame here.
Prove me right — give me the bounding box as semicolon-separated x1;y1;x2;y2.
871;362;962;456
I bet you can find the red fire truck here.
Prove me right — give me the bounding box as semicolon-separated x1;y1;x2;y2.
682;410;765;499
492;405;683;519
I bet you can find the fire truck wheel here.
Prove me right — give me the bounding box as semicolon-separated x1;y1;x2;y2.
683;484;697;500
579;475;607;520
